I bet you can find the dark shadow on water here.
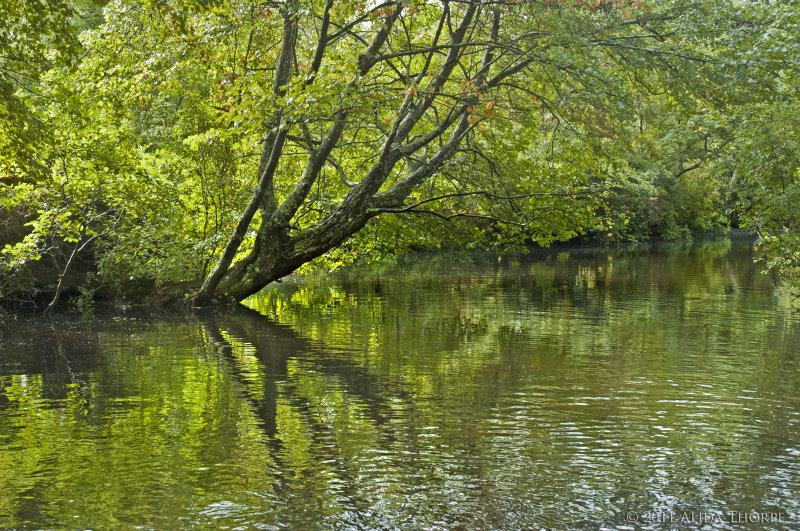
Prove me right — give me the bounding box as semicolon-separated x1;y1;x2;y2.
199;306;414;441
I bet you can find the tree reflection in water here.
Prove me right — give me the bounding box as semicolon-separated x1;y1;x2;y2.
1;237;799;529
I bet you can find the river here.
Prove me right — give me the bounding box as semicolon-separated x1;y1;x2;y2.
1;236;798;529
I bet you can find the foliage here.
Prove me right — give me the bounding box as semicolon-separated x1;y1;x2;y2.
596;102;730;242
0;0;80;178
1;0;800;305
725;101;800;278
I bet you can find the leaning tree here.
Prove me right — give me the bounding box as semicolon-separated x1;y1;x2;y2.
192;0;725;303
4;0;787;307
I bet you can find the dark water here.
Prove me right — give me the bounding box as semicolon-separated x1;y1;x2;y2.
1;237;799;529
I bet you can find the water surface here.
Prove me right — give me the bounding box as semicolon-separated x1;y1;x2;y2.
1;237;799;529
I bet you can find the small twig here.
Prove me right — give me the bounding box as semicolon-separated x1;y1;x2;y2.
44;210;124;313
327;155;358;187
370;188;594;215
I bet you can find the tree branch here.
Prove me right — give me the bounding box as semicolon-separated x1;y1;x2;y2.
196;10;298;302
594;42;714;63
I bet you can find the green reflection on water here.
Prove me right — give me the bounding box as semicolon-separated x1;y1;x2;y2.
0;322;275;528
1;237;799;529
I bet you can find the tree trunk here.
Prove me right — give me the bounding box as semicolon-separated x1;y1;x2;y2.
214;211;374;302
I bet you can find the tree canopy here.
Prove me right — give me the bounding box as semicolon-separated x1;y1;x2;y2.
1;0;80;178
1;0;798;309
